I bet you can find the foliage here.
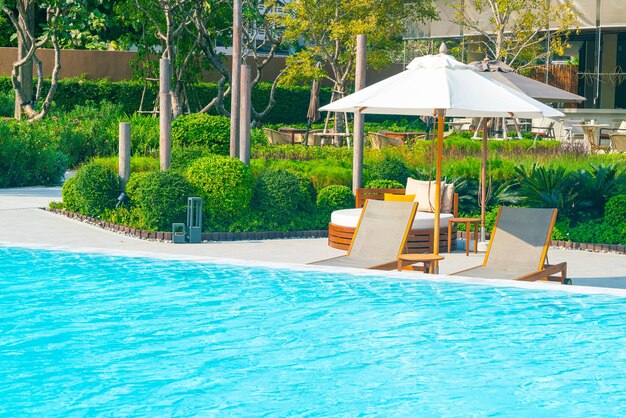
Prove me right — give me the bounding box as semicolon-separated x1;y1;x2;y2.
317;185;355;215
171;146;214;172
0;121;68;187
448;0;578;69
126;113;160;156
0;89;13;116
515;164;575;218
368;156;414;185
604;194;626;227
69;162;121;217
61;176;80;212
185;156;255;229
171;113;230;155
91;156;159;174
572;164;625;221
282;0;436;100
253;170;315;229
52;101;122;167
364;179;404;189
123;170;194;231
0;76;332;124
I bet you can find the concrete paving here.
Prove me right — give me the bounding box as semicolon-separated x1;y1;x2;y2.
1;186;625;290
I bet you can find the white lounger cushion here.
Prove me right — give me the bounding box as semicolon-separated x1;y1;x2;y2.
331;208;453;229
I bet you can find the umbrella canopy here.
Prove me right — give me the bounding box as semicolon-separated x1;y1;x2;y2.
307;77;321;123
319;44;563;264
470;59;586;103
321;51;564;119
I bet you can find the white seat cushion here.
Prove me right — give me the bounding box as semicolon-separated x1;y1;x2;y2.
331;208;453;230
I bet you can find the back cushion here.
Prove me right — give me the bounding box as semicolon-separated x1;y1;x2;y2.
405;178;444;213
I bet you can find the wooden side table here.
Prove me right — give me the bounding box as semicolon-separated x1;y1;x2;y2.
447;217;480;255
397;253;445;274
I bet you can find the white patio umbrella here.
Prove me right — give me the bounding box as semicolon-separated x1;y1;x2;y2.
320;44;563;267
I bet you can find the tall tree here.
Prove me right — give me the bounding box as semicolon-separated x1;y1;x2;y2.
281;0;436;107
1;0;113;120
448;0;578;70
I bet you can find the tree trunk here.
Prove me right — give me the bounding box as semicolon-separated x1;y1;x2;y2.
14;0;34;119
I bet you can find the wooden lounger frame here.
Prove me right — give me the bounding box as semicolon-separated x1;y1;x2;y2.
328;188;458;253
454;207;569;284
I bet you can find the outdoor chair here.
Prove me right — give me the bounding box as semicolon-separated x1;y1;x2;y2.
586;130;611;154
600;120;626;142
609;133;626;153
311;199;418;270
530;121;556;139
452;207;569;284
368;132;405;150
562;119;585;141
263;128;292;145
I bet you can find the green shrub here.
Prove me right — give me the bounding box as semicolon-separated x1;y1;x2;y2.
91;156;159;173
291;171;317;212
253;170;314;228
369;156;413;185
72;162;121;217
317;185;355;214
127;114;160;156
172;114;230;155
124;171;194;231
171;146;214;172
61;177;80;212
364;179;404;189
604;194;626;226
53;101;123;167
185;155;254;229
0;90;14;117
0;122;68;187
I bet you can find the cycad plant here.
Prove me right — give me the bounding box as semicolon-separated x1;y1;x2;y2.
573;163;625;221
514;163;577;219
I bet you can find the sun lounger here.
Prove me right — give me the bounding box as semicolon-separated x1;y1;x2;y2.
452;207;569;284
311;199;418;270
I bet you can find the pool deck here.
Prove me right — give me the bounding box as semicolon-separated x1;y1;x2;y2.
1;186;626;291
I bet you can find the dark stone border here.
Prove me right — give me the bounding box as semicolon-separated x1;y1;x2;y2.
45;208;328;242
456;230;625;255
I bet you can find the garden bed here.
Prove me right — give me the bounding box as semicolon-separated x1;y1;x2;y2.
46;208;328;242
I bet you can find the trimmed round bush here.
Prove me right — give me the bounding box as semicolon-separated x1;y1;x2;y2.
185;155;254;228
369;157;412;185
317;185;355;214
171;146;213;172
364;179;404;189
71;162;121;217
124;171;194;231
172;114;230;155
291;171;317;212
61;176;80;212
254;170;313;227
604;194;626;225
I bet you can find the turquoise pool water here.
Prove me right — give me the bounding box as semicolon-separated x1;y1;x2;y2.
1;246;626;416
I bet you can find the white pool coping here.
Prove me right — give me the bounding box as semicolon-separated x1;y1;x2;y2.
4;240;626;298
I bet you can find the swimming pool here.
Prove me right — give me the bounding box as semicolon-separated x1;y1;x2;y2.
1;246;625;416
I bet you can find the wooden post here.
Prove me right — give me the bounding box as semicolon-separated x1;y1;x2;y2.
239;64;251;165
352;34;366;193
481;118;488;242
119;122;131;188
433;109;445;267
159;58;171;171
230;0;242;158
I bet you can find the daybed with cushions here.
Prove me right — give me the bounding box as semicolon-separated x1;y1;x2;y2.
327;179;459;253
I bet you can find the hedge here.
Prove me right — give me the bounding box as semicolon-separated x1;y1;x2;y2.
0;76;332;124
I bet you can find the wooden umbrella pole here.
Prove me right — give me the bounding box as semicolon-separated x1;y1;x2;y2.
433;109;445;268
481;117;488;242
